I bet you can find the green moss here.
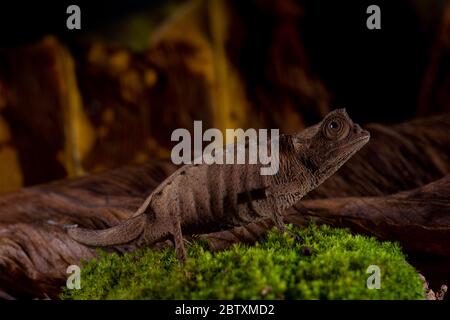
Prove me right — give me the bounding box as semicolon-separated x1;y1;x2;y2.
62;224;424;300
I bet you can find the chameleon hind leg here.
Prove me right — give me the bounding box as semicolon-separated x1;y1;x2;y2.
169;197;187;262
172;216;187;262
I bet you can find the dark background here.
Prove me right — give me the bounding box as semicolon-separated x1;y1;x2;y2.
0;0;446;123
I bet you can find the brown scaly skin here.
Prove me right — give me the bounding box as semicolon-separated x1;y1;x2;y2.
68;109;370;261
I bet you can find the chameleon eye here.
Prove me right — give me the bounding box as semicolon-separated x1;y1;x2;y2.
323;116;349;140
328;121;339;130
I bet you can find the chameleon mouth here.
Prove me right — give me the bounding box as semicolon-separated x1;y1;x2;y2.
346;133;370;147
327;132;370;156
343;133;370;150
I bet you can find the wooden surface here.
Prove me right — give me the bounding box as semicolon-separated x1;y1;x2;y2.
0;114;450;299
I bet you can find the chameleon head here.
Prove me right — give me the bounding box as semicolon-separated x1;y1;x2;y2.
292;108;370;183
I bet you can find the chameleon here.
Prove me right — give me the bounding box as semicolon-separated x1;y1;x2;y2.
68;109;370;261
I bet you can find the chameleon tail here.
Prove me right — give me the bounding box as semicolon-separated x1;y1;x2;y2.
68;214;147;247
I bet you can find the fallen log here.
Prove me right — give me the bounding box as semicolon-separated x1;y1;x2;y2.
0;160;174;299
0;114;450;299
204;174;450;258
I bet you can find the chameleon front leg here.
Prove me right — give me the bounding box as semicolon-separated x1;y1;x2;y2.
271;207;301;242
271;208;287;233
